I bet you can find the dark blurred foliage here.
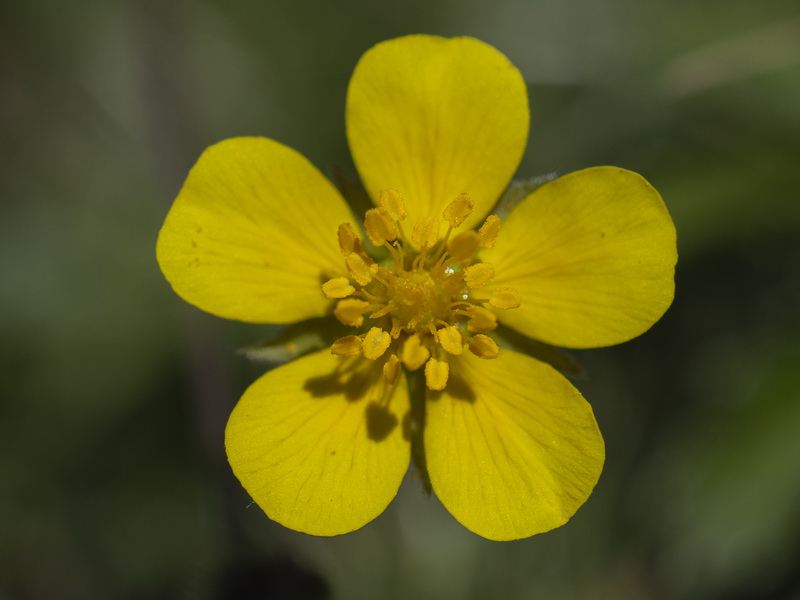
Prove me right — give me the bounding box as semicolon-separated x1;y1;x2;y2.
1;0;799;598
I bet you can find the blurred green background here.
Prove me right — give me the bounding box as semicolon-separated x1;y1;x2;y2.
2;0;799;598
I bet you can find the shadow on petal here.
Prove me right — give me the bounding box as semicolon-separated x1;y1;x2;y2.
428;367;476;404
302;357;375;402
366;402;398;442
302;357;401;442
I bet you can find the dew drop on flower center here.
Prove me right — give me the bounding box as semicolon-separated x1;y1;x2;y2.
322;189;520;391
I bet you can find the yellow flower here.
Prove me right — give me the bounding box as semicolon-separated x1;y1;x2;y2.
156;35;676;541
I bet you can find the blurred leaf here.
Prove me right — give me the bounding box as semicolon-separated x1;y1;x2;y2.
239;316;347;365
651;339;800;598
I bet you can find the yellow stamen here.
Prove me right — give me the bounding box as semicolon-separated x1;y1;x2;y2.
363;327;392;360
447;230;480;263
411;216;439;249
437;325;464;355
424;357;449;391
478;215;500;248
365;207;396;246
369;302;395;319
465;306;498;332
325;188;521;391
463;262;495;289
337;223;361;255
383;353;401;384
331;335;362;356
322;277;355;299
378;189;406;222
345;252;374;286
489;287;521;309
400;333;430;370
442;192;474;228
469;334;499;359
333;298;370;327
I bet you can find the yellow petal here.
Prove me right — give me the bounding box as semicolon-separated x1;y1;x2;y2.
156;137;356;324
347;35;528;231
489;167;677;348
226;350;411;535
425;350;604;541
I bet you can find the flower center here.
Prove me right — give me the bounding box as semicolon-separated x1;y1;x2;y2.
322;189;520;391
390;270;449;331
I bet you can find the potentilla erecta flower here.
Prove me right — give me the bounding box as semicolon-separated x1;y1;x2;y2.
156;35;676;541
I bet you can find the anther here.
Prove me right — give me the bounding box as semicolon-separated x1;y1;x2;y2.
436;325;464;355
400;334;430;370
365;207;397;246
424;357;449;391
383;353;401;384
333;298;370;327
469;334;499;359
363;327;392;360
411;216;439;249
463;262;495;289
478;215;501;248
443;192;474;228
447;230;481;263
345;252;375;286
338;223;361;255
322;277;355;299
378;189;406;222
331;335;363;356
489;287;521;309
466;306;498;332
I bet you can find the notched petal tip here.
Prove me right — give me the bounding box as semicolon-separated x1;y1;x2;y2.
347;35;529;231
